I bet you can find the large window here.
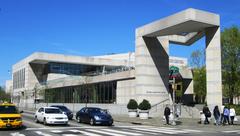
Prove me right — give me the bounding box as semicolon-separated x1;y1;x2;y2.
13;68;25;89
45;81;116;104
48;62;102;75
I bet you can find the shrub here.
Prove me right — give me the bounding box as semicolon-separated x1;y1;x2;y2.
138;99;151;110
127;99;138;110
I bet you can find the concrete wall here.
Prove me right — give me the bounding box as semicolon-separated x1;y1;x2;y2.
116;79;136;104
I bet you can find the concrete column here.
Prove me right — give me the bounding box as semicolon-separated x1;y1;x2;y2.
205;27;222;110
135;34;171;105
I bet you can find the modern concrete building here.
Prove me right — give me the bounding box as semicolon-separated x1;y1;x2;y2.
9;8;222;115
11;52;192;106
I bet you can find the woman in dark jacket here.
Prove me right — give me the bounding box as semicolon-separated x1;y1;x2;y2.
213;106;220;125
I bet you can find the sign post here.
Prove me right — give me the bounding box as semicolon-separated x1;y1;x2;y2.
169;66;180;126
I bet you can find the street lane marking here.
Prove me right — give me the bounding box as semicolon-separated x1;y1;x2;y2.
182;129;202;133
147;127;187;133
11;132;25;136
87;129;126;136
69;129;102;136
26;126;107;130
102;129;142;136
51;130;63;133
131;127;179;134
122;129;159;135
62;135;78;136
222;130;240;133
35;131;52;136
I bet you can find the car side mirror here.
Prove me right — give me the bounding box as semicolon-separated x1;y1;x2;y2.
62;112;66;115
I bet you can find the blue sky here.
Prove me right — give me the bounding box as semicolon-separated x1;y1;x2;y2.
0;0;240;86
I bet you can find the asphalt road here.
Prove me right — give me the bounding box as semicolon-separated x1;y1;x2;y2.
0;113;240;136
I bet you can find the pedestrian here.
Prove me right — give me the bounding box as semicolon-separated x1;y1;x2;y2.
202;105;211;124
220;105;225;124
229;106;236;125
164;106;171;125
223;106;230;125
213;105;220;125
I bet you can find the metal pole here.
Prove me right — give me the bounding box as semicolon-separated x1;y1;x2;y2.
172;77;176;126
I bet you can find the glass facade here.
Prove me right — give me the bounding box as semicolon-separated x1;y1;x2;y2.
48;62;102;75
13;68;25;89
45;81;116;103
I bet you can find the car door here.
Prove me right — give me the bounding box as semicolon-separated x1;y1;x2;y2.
81;108;88;123
36;108;44;122
39;108;45;122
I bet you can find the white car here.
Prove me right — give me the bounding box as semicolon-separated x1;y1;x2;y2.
35;107;68;125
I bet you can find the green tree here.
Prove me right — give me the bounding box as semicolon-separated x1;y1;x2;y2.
0;86;11;102
190;49;206;104
221;26;240;104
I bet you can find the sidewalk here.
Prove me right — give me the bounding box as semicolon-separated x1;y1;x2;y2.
112;115;240;131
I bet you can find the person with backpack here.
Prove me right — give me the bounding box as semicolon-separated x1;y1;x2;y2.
203;105;211;124
164;106;171;125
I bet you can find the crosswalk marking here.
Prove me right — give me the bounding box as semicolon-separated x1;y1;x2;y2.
11;132;26;136
35;131;52;136
222;130;240;134
182;129;202;133
131;127;180;134
51;130;63;133
69;129;102;136
102;129;142;136
122;129;159;135
147;127;187;133
87;129;126;136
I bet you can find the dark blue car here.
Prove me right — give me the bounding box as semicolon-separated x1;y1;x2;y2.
50;105;73;120
76;107;113;126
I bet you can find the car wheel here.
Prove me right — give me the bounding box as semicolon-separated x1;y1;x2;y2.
90;118;95;126
43;118;47;125
108;122;113;126
77;116;82;123
34;116;39;123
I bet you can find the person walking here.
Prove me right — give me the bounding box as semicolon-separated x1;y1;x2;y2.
164;106;171;125
223;106;230;125
220;105;225;124
213;105;220;125
229;106;236;125
203;105;211;124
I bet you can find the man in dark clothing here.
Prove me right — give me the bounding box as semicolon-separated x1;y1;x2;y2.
164;106;171;125
203;106;211;124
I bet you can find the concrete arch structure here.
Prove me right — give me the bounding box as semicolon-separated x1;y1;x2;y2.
135;8;222;109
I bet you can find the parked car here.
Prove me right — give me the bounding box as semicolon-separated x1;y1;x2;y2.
35;107;68;125
76;107;113;126
50;105;73;120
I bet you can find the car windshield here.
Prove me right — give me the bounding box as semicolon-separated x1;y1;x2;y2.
45;108;62;114
56;106;69;111
88;108;106;114
0;106;18;114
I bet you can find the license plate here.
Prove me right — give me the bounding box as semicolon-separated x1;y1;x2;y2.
6;124;12;128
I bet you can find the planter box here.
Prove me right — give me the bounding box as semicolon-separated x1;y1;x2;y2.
139;110;149;119
128;109;138;118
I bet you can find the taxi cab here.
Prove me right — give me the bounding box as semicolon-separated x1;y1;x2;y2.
0;102;23;129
